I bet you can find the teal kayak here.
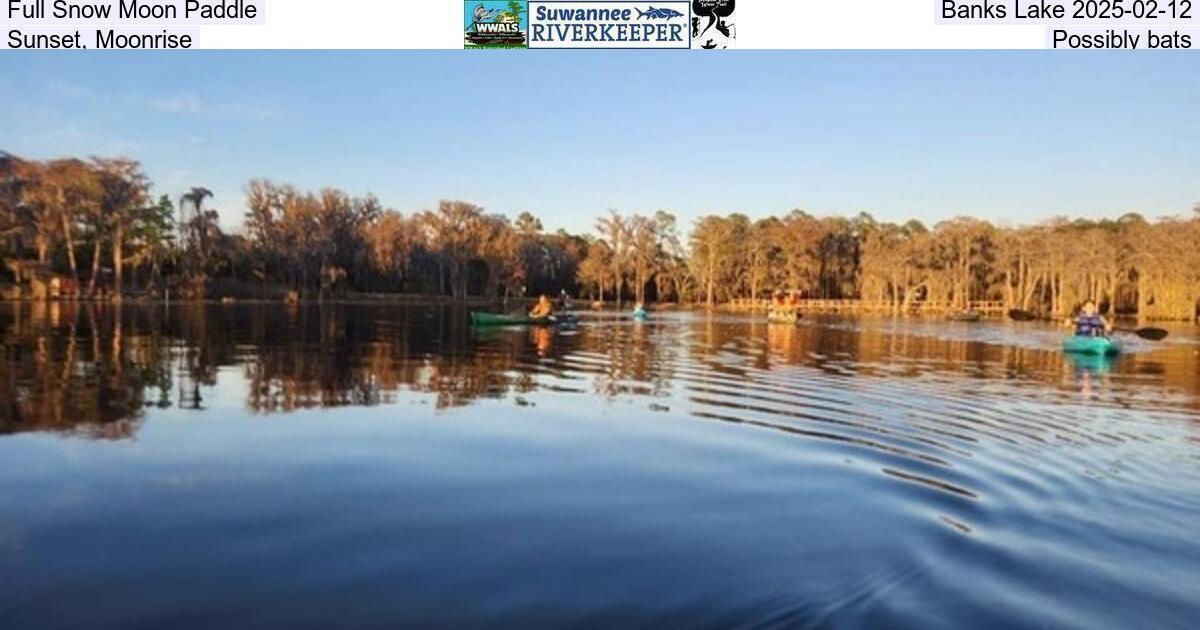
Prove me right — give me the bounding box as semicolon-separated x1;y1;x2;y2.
1062;336;1123;356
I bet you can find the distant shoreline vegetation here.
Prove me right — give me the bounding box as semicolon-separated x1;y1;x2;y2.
1;151;1198;321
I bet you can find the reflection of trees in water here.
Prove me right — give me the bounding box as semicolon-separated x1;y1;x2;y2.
583;321;678;400
0;302;171;438
759;317;1190;404
0;304;590;435
757;317;1061;377
3;305;1196;438
242;305;379;411
240;306;547;412
174;303;233;410
682;314;1195;414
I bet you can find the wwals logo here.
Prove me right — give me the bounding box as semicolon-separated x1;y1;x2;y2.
465;1;528;48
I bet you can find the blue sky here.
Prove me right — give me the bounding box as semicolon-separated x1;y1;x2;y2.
1;52;1196;234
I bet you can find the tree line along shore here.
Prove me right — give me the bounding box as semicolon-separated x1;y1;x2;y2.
1;152;1198;321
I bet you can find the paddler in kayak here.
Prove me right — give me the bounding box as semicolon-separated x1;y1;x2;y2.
529;294;554;319
769;290;793;321
1067;299;1112;337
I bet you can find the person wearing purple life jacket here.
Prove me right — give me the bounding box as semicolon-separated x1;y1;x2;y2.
1069;299;1112;337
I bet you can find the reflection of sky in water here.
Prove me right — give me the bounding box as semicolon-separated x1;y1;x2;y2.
1;304;1199;628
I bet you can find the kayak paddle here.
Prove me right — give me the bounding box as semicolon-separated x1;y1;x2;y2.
1007;309;1169;341
1116;326;1169;341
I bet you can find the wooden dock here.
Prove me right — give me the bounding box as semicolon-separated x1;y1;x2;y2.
727;299;1006;316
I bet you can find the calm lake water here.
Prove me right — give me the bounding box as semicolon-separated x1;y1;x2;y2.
2;303;1199;629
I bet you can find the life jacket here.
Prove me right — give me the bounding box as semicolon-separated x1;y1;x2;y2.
1075;313;1105;337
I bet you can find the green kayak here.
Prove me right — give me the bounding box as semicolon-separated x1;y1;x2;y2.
947;311;982;322
470;312;577;327
1062;336;1123;356
470;312;550;327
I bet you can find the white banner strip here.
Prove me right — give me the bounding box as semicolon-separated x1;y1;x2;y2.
1;0;1195;49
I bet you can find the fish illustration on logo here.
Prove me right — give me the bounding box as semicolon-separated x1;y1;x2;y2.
636;6;685;19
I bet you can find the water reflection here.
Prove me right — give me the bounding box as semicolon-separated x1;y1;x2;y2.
3;303;1199;435
2;303;1200;627
1066;352;1117;375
